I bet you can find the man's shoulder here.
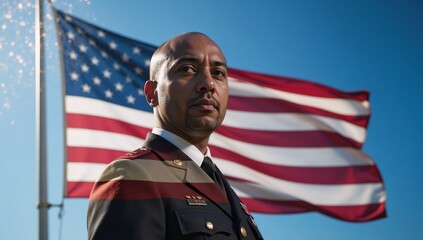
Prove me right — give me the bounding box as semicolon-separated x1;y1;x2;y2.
97;147;161;181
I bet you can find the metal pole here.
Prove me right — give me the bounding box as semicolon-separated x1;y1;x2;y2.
35;0;49;239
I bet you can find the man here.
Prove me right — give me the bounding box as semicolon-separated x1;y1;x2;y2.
87;32;263;240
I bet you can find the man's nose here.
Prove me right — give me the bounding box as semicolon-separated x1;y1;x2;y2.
196;70;215;93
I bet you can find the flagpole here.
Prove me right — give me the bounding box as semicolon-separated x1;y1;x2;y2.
35;0;49;239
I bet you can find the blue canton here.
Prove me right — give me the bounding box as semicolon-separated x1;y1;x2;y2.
56;10;157;112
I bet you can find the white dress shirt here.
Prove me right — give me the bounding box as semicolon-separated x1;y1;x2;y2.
152;127;212;167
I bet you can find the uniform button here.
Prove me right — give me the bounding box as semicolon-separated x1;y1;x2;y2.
240;226;247;238
205;221;214;230
173;159;182;166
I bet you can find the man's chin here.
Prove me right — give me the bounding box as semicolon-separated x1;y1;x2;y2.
187;118;219;133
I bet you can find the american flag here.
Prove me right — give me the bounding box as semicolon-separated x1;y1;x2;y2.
55;8;386;222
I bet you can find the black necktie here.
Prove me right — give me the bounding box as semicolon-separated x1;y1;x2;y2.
201;157;226;192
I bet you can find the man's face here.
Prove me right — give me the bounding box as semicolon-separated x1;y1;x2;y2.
151;34;228;141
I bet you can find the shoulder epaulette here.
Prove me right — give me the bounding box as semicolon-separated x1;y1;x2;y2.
117;147;152;160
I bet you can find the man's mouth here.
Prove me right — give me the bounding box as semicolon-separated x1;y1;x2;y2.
191;98;217;111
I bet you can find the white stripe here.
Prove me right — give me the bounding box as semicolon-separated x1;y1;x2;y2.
67;128;374;167
223;110;366;143
216;160;385;205
67;128;144;152
229;78;370;116
210;132;374;167
67;162;107;181
231;181;385;206
66;96;155;128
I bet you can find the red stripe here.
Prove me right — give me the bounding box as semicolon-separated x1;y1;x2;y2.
71;182;386;222
216;126;362;148
228;96;369;127
67;113;150;137
211;146;382;184
229;68;369;101
68;146;126;163
89;180;228;202
67;181;94;198
241;197;386;222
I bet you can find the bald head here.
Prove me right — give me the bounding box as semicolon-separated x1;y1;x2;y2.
149;32;226;81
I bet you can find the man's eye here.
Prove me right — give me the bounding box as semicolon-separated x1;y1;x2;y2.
179;66;196;73
212;69;226;78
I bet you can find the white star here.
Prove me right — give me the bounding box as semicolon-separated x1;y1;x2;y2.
132;46;141;54
76;28;84;34
67;31;75;40
70;72;79;81
79;44;88;53
125;76;133;83
92;76;101;85
144;59;150;67
81;64;89;72
82;84;91;93
98;30;105;38
127;95;135;104
100;51;108;58
121;53;130;62
64;15;73;22
109;41;118;50
115;82;124;91
88;38;96;46
134;66;143;75
138;88;144;96
103;69;111;78
91;57;99;65
104;89;113;98
69;51;78;60
113;63;120;70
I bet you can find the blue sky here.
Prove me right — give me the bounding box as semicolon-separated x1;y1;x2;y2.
0;0;422;239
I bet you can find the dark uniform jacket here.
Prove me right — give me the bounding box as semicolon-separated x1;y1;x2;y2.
87;133;263;240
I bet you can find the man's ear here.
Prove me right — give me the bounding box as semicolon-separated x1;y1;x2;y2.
144;80;158;107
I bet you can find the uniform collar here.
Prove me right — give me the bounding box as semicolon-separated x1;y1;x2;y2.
152;127;211;167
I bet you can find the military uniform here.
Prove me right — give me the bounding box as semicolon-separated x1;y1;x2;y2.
88;133;263;240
